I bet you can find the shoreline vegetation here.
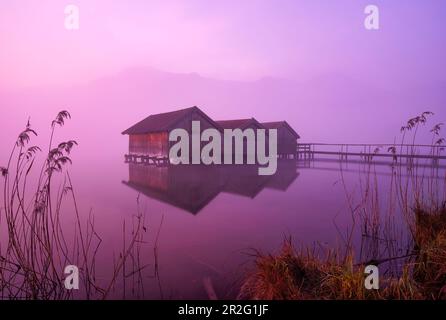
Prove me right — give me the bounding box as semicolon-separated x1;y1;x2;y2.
238;210;446;300
239;112;446;300
1;111;445;300
0;111;151;299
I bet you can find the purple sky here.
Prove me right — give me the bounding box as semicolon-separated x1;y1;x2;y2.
1;1;445;151
1;0;446;87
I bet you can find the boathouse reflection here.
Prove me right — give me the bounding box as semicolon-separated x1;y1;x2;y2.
122;160;299;214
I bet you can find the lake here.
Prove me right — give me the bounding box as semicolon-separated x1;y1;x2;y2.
61;153;446;298
1;136;445;299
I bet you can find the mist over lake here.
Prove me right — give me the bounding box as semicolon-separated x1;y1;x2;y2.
1;0;446;301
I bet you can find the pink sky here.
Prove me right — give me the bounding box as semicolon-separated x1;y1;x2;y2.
1;0;446;88
0;1;445;152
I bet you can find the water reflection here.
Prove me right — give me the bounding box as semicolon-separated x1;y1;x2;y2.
122;160;299;214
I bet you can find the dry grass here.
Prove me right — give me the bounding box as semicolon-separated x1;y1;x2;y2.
239;177;446;301
412;205;446;299
0;112;150;299
240;112;446;300
239;239;425;300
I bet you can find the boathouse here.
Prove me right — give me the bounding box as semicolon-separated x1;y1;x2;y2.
215;118;266;164
261;121;300;159
122;107;301;164
122;106;221;163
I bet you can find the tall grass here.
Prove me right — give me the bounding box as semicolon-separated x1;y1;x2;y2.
238;239;423;300
240;112;446;300
0;112;151;299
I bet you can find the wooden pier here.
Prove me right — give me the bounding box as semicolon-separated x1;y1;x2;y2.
124;154;170;166
125;143;445;167
297;143;446;165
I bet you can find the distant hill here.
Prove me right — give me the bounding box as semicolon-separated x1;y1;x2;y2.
0;67;445;162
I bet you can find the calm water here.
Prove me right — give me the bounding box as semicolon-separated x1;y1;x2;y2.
64;153;446;299
2;142;445;298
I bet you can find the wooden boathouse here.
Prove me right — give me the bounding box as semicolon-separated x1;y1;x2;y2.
122;106;222;165
215;118;266;164
122;106;301;165
262;121;300;159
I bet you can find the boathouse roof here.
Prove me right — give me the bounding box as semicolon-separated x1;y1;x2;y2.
215;118;264;130
122;106;221;135
261;121;300;139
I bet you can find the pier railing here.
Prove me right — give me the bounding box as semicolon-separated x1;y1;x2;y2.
297;143;446;163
